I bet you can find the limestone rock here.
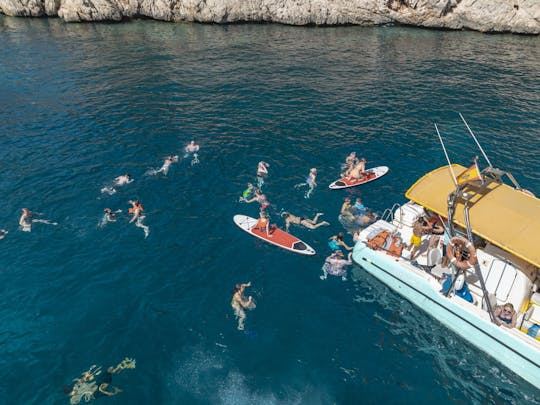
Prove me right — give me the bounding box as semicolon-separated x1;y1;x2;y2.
0;0;539;34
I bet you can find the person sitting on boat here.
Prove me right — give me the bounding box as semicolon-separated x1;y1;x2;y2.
346;159;367;180
493;303;517;329
231;282;256;330
320;250;353;281
282;212;329;232
253;210;273;237
328;232;353;252
244;189;270;210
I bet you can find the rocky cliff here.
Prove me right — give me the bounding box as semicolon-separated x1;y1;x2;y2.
1;0;539;34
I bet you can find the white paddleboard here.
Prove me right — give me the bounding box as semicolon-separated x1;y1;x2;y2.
233;215;316;255
329;166;389;189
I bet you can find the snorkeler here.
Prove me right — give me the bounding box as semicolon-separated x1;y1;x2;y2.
321;250;353;281
101;174;133;195
239;182;255;202
128;200;149;238
0;229;8;240
282;212;329;233
231;282;256;330
66;358;136;404
256;161;269;187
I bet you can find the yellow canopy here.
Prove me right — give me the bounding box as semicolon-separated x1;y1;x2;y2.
406;164;540;268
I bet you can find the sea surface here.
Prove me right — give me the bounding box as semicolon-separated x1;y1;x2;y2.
0;16;539;404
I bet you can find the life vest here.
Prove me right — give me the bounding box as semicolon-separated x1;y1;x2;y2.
386;235;403;258
367;230;403;258
367;230;391;251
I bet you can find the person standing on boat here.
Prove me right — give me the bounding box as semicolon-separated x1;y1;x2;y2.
493;303;517;328
408;217;432;260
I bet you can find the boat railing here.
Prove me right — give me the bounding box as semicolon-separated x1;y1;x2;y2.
381;203;401;224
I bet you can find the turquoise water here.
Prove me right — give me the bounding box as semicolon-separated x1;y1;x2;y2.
1;16;539;404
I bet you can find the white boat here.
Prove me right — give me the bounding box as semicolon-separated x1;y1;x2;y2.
352;121;540;388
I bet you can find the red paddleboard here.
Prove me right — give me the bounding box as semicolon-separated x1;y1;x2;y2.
233;215;316;255
329;166;389;189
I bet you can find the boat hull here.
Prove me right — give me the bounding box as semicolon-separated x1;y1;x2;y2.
352;242;540;388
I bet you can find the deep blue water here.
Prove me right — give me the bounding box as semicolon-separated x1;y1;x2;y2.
1;16;539;404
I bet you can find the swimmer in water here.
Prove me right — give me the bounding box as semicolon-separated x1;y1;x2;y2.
184;140;200;165
320;250;353;281
256;161;269;187
231;282;255;331
239;182;255;202
157;155;179;175
99;208;121;227
328;232;353;252
19;208;32;232
184;140;200;154
294;168;318;198
19;208;57;232
103;208;116;222
101;174;133;195
282;212;329;233
128;200;149;238
65;358;135;404
353;197;377;225
244;189;270;211
0;229;8;240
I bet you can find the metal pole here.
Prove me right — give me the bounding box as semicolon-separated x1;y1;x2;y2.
463;204;496;322
435;124;458;186
459;113;493;168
